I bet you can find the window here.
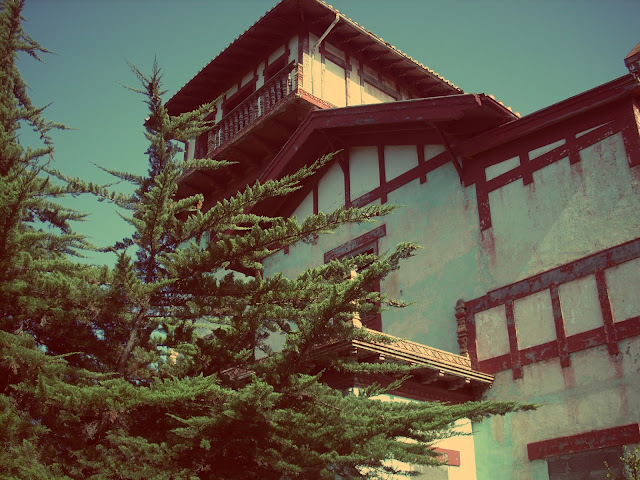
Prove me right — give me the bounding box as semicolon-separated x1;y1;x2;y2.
324;225;387;331
222;80;256;116
263;55;287;83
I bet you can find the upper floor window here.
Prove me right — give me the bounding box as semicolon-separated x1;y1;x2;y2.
222;80;256;116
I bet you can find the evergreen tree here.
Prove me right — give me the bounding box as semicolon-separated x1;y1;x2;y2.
0;2;534;478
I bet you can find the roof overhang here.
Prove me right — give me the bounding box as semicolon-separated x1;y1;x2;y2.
166;0;462;116
458;74;640;158
258;93;517;185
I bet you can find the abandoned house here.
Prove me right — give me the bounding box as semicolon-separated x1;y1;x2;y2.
165;0;640;478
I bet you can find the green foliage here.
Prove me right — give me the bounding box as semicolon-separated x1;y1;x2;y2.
606;446;640;480
0;2;534;479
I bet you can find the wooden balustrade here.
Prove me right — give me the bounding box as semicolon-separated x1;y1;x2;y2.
200;61;300;157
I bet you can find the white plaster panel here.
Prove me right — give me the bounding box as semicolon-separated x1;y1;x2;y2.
186;138;195;162
423;144;445;161
226;84;238;97
293;191;313;223
513;290;556;350
475;305;509;360
384;145;419;181
362;81;394;104
605;257;640;322
349;146;379;200
288;36;297;63
256;61;265;89
559;275;604;336
268;45;285;64
324;59;346;107
487;133;640;289
240;70;254;86
485;156;520;181
529;139;565;159
318;162;345;213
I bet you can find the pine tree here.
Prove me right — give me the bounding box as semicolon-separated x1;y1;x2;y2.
1;2;534;478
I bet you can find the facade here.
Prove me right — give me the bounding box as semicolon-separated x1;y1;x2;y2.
168;1;640;478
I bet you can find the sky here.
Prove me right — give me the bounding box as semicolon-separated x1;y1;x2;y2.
17;0;640;265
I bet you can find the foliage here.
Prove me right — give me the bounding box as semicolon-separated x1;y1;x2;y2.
0;2;534;479
606;446;640;480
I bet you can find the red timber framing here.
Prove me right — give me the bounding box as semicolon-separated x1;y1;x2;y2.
258;93;513;219
527;423;640;461
461;75;640;231
464;237;640;376
324;225;386;331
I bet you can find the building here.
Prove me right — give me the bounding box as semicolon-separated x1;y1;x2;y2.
166;1;640;478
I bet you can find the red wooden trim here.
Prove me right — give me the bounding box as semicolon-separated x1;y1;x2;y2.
459;75;637;158
377;145;387;204
595;270;620;355
361;71;399;100
433;125;463;182
520;151;533;185
222;77;258;113
566;133;581;165
466;308;479;370
616;315;640;340
340;150;351;208
417;144;427;184
313;185;319;215
264;47;290;81
324;225;386;263
475;317;640;375
478;353;510;374
527;423;640;461
550;284;571;367
480;122;617;193
432;447;461;467
260;94;496;183
318;44;351;71
566;327;606;353
476;171;492;231
467;237;640;313
622;99;640;167
351;150;449;208
520;341;558;366
505;300;523;379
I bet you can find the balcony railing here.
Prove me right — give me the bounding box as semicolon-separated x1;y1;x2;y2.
204;61;301;156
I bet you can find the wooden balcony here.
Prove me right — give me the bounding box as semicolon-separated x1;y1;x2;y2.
199;61;324;159
181;61;334;203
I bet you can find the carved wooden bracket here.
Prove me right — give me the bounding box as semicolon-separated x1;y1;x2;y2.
455;299;469;358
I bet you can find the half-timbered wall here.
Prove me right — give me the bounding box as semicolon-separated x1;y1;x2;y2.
465;100;640;479
261;92;640;479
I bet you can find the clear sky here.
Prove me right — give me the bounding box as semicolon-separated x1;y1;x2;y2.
18;0;640;265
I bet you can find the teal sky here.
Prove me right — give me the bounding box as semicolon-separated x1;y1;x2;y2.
18;0;640;265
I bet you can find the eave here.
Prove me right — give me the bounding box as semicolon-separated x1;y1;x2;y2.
260;94;517;181
165;0;464;117
458;74;640;158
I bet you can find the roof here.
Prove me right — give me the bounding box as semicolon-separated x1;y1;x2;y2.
258;93;518;184
166;0;463;116
458;74;640;158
